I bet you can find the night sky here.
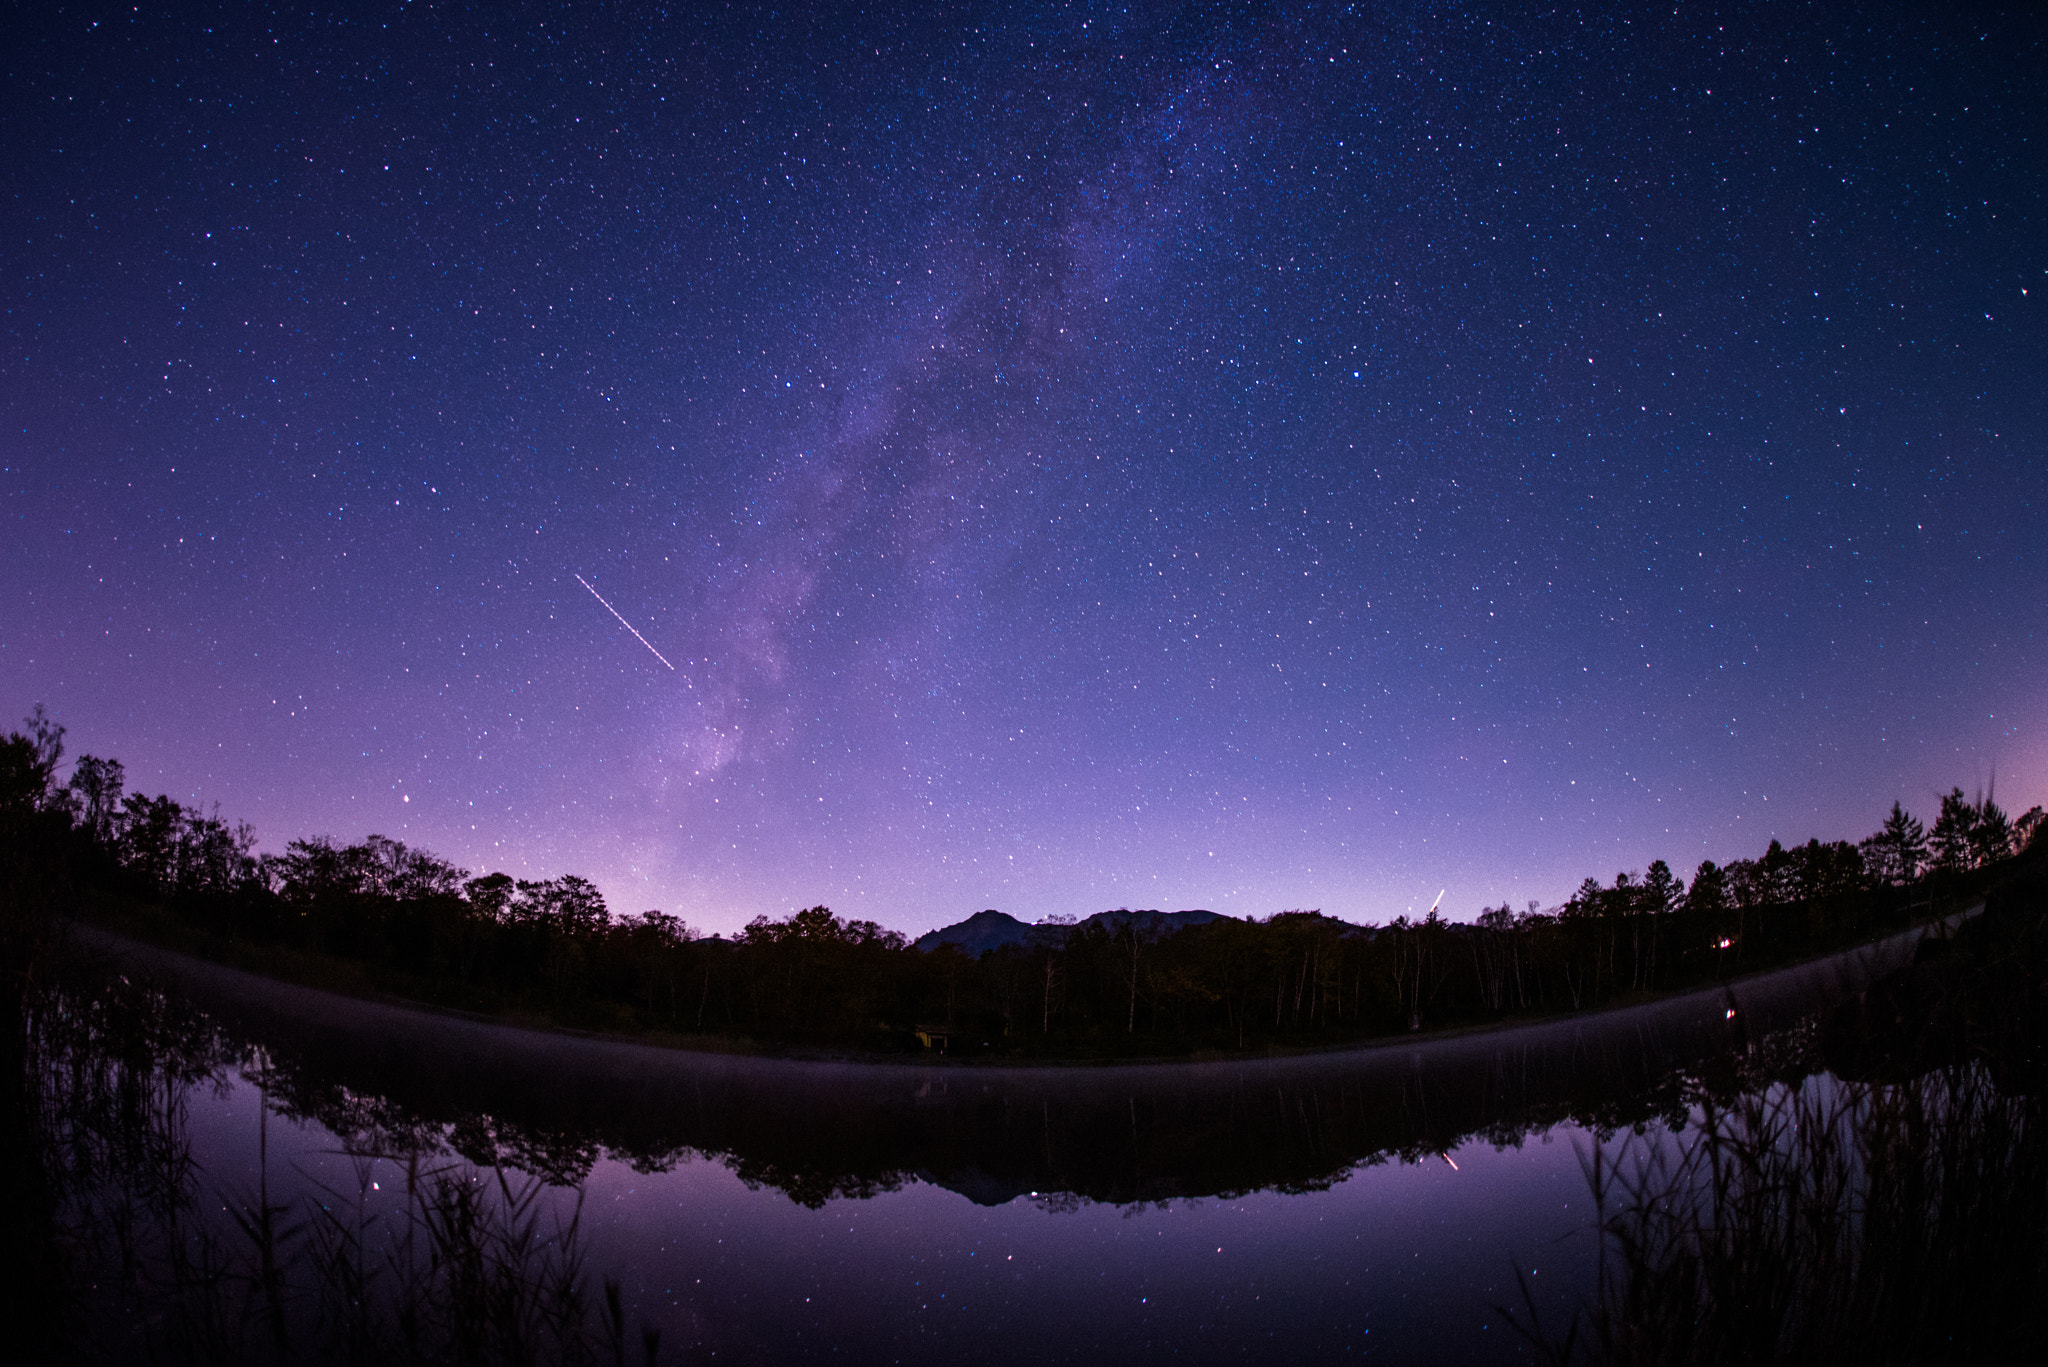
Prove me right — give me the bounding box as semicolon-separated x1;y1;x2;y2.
6;1;2045;936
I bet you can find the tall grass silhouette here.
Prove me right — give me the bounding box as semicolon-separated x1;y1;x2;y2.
1514;1062;2047;1364
17;964;662;1365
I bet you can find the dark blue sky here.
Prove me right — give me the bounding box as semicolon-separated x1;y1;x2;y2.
6;1;2044;934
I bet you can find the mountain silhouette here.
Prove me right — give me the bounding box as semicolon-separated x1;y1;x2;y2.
914;907;1234;955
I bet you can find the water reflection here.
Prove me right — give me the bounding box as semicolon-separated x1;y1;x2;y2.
1536;874;2048;1365
18;965;658;1364
18;901;2043;1363
94;926;1917;1209
1547;1065;2047;1366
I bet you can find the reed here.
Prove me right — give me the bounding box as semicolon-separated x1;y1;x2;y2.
15;966;662;1365
1519;1063;2048;1365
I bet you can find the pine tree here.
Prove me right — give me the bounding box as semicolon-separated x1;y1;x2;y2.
1968;798;2010;867
1863;801;1927;884
1930;789;1974;871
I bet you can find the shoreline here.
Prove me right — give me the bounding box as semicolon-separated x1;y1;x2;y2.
70;905;1970;1082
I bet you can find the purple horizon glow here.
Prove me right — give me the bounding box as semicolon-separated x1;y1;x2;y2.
5;2;2045;938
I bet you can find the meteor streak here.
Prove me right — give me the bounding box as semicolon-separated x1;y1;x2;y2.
575;574;677;671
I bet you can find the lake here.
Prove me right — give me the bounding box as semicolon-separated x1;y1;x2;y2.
22;913;2031;1364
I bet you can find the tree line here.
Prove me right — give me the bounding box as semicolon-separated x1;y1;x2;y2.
4;705;2041;1057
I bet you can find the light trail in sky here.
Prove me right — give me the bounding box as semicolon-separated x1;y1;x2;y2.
575;574;677;672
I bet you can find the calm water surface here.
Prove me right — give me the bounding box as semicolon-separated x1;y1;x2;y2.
190;1070;1597;1362
49;927;1938;1363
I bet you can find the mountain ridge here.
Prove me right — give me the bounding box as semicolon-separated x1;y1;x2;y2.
913;906;1234;955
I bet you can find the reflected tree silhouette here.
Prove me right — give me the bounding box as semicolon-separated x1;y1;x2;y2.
1518;863;2048;1365
13;956;663;1365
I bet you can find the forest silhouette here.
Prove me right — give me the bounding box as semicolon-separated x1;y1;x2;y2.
3;704;2039;1059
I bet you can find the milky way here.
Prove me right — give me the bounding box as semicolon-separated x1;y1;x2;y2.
5;2;2045;933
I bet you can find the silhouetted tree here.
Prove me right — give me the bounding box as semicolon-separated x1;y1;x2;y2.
118;793;184;890
1862;801;1928;885
14;709;2030;1061
1969;797;2011;868
2016;806;2046;853
66;754;124;845
1644;860;1683;915
1931;789;1975;872
1685;860;1728;913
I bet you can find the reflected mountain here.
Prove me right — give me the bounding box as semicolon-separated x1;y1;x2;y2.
81;917;1943;1209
